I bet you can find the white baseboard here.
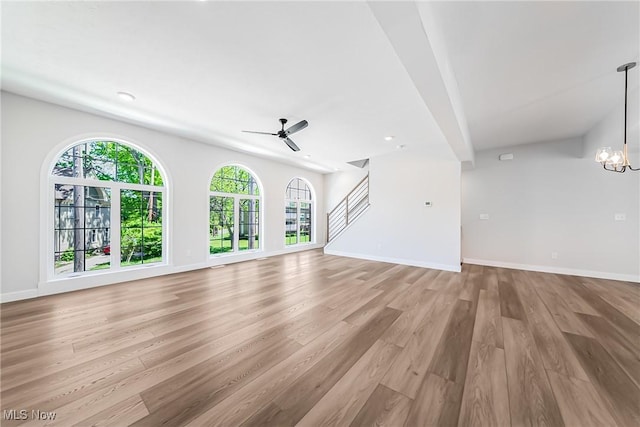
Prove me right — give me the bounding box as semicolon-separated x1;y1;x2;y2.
324;249;461;273
463;258;640;283
0;289;39;303
207;243;325;268
1;245;326;303
266;243;326;256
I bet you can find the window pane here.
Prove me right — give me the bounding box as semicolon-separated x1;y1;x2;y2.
88;140;117;163
286;178;311;201
285;202;298;245
144;166;163;186
117;145;139;167
210;166;259;195
117;162;142;184
53;141;164;186
52;149;75;177
85;158;116;181
239;199;259;251
54;184;111;275
300;202;312;243
121;190;163;266
210;196;234;254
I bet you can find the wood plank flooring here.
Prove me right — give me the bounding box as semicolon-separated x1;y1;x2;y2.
1;249;639;426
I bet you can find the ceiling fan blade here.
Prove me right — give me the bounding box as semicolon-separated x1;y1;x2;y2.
284;120;308;136
242;130;278;136
283;137;300;152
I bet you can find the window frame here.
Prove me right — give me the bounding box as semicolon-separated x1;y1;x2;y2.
208;164;263;257
284;178;314;246
46;138;167;280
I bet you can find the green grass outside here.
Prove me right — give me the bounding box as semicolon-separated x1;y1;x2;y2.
89;256;163;270
121;257;163;267
210;235;259;254
285;233;311;245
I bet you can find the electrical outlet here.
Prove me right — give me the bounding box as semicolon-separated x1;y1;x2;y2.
479;213;489;220
551;252;558;259
615;213;626;221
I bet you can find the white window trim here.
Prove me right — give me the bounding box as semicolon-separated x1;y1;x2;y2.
44;138;168;283
284;199;314;246
209;191;261;256
207;164;263;258
284;178;315;246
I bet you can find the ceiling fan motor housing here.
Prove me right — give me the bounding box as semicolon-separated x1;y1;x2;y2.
278;118;288;137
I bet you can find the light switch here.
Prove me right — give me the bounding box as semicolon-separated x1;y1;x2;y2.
479;214;489;220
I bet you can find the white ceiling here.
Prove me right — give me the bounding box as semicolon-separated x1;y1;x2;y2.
2;1;639;171
429;0;639;150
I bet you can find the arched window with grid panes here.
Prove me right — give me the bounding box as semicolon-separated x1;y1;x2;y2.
50;140;166;277
285;178;313;245
209;165;262;255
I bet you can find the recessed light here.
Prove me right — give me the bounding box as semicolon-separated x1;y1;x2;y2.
303;154;311;159
333;167;340;171
117;91;135;101
384;136;394;141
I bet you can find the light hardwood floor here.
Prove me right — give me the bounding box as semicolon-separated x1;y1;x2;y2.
1;249;639;426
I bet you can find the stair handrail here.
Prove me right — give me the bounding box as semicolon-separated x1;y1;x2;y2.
326;174;370;242
327;173;369;218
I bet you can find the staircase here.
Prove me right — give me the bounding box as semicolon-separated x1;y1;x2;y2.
327;174;370;242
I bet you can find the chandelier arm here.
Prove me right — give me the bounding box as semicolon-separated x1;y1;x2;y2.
603;164;626;173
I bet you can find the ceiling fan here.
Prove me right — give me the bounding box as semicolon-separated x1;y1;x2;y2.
242;118;308;152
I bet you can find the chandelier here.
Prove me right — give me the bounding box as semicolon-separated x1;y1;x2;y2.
595;62;638;172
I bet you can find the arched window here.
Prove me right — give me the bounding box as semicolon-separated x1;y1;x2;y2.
209;165;261;255
51;140;165;276
285;178;313;245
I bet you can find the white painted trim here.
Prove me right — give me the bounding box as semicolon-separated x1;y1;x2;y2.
1;245;325;303
206;163;264;258
463;258;640;283
268;243;325;257
324;248;461;273
207;243;325;267
41;135;171;286
0;289;39;303
285;176;317;245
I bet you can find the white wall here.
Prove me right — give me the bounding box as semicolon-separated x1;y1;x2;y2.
462;137;639;282
1;92;325;301
323;166;369;213
325;149;462;272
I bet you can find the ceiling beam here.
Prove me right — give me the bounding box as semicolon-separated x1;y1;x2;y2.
368;1;475;167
